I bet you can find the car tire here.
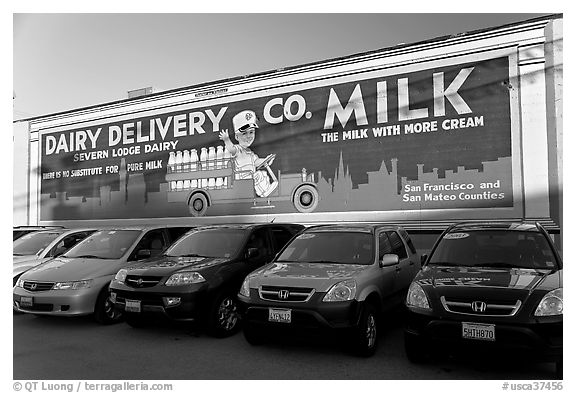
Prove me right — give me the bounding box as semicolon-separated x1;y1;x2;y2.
404;332;427;363
243;322;265;345
207;292;241;338
351;303;378;357
124;314;147;328
94;286;123;325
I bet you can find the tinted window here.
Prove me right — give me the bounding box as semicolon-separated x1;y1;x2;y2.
378;232;392;259
428;230;559;269
13;231;61;256
387;231;408;259
277;232;373;265
270;227;294;252
131;229;167;259
166;229;246;258
49;231;93;257
64;230;142;259
399;229;417;254
167;227;193;242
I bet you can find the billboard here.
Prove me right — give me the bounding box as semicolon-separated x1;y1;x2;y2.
39;54;517;221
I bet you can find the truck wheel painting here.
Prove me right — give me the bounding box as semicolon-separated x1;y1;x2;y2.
166;150;319;217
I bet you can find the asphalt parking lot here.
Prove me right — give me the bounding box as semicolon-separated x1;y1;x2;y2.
13;311;558;380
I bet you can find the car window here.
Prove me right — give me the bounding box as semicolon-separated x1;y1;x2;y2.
167;227;193;242
246;228;272;258
166;228;246;258
399;229;417;254
49;232;93;257
428;230;559;269
64;230;142;259
387;231;408;259
378;232;393;259
13;231;61;256
278;231;374;265
131;229;167;259
269;227;295;252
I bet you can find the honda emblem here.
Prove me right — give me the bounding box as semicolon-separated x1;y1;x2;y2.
471;301;487;313
278;290;290;300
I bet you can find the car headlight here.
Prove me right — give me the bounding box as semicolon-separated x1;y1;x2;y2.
114;269;128;283
535;288;563;316
239;277;251;297
406;282;430;310
323;280;357;302
53;280;93;290
16;278;24;288
165;272;205;286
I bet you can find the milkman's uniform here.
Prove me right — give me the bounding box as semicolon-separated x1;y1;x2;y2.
225;110;278;198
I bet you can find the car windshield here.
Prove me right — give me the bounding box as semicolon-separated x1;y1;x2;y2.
276;231;374;265
64;230;142;259
165;229;246;258
428;230;559;269
13;231;61;256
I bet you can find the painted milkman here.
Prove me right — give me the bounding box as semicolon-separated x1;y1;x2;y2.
219;110;278;197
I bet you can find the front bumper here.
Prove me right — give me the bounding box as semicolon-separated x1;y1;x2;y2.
13;286;99;316
109;282;208;321
238;289;361;330
405;308;563;361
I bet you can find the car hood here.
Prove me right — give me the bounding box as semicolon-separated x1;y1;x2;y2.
13;255;40;264
21;257;124;282
248;262;369;292
415;265;561;301
126;255;232;276
13;257;50;276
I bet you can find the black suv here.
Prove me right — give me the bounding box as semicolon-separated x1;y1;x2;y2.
109;223;303;336
404;222;562;375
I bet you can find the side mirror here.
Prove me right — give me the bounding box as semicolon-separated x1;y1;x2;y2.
136;249;152;260
420;254;428;267
380;254;399;267
246;248;260;259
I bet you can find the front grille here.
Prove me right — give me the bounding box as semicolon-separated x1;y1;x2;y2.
22;281;54;292
125;275;163;289
259;286;315;302
441;296;522;317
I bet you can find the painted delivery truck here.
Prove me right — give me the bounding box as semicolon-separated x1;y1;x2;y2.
13;15;563;247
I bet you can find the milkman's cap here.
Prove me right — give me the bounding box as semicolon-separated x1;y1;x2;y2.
233;110;259;133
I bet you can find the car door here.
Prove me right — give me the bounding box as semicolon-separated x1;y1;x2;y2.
386;230;413;293
376;230;397;301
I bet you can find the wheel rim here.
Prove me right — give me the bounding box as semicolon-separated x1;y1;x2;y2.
365;314;377;348
218;297;239;331
104;296;119;320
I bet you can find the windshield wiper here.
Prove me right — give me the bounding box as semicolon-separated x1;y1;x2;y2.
427;262;463;267
73;254;103;259
475;262;522;268
305;260;342;264
171;253;212;258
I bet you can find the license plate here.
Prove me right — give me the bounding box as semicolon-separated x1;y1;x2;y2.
125;299;141;313
462;322;495;341
268;308;291;323
20;297;33;308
